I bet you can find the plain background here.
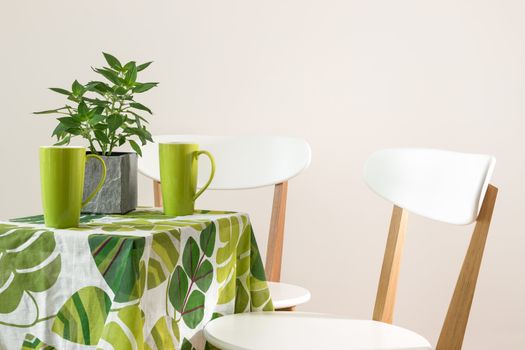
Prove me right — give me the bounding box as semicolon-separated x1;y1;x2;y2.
1;0;524;348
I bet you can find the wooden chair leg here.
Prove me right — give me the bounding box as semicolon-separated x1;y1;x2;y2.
276;306;296;312
372;205;408;324
153;180;162;207
265;181;288;282
436;184;498;350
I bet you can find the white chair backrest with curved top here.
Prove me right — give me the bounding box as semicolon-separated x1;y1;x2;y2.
364;148;496;225
364;148;498;350
139;135;311;189
138;135;312;282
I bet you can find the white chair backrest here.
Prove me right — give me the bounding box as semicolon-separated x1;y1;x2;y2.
138;135;311;190
364;148;496;225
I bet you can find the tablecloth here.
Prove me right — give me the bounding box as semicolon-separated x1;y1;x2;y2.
0;209;273;349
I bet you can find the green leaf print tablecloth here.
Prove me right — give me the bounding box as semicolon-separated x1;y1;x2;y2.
0;209;273;350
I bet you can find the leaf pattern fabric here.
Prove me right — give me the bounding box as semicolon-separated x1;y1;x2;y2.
51;286;111;345
145;316;180;350
0;224;61;314
21;334;56;350
0;210;272;350
98;304;145;350
89;235;146;302
147;229;180;290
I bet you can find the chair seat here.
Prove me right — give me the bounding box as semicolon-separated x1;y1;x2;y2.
267;281;311;309
204;312;432;350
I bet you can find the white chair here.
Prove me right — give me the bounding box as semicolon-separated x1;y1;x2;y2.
138;135;312;310
204;148;498;350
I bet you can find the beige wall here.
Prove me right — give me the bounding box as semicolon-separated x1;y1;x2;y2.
1;0;524;348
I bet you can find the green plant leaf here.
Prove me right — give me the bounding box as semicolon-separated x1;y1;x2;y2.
72;80;84;97
132;82;158;93
52;123;67;137
86;108;96;119
86;81;111;94
33;107;67;115
123;61;135;70
54;135;71;146
182;290;205;329
182;237;200;277
89;114;106;126
114;86;129;95
125;62;137;85
84;81;100;90
94;68;121;85
78;101;89;117
128;139;142;156
88;235;146;302
169;266;189;312
57;117;80;128
107;114;124;132
93;105;105;114
51;286;111;345
93;123;108;130
49;87;71;95
118;135;126;146
143;129;154;142
125;127;152;145
85;99;110;108
130;102;152;114
65;127;83;136
67;95;80;103
94;130;110;144
137;61;153;71
127;111;149;124
103;52;122;70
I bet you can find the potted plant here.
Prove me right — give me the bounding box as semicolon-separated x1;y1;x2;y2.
35;52;158;214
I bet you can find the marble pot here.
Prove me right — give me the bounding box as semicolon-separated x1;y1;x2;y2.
82;152;137;214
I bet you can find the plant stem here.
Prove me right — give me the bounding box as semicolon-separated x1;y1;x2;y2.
87;137;97;154
108;97;125;156
95;139;105;155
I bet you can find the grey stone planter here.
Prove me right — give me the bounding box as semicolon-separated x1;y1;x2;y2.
82;152;137;214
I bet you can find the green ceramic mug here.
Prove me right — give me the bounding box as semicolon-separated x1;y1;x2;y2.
40;146;106;228
159;143;216;216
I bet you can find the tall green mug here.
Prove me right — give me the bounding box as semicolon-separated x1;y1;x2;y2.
40;146;106;228
159;143;216;216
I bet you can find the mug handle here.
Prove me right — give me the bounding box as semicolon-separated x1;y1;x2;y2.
194;150;216;200
82;154;107;208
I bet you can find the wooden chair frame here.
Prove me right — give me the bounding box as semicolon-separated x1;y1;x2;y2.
153;180;289;282
372;184;498;350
